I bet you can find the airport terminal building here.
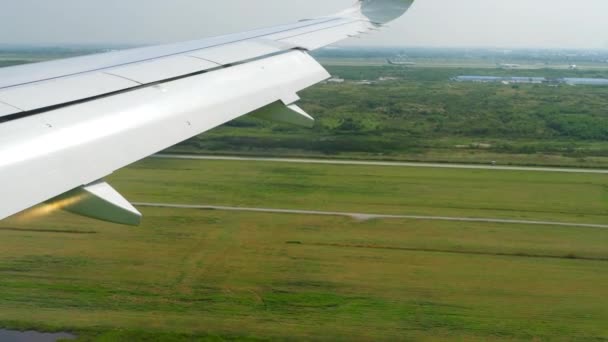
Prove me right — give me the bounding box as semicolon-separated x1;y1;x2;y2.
454;75;608;86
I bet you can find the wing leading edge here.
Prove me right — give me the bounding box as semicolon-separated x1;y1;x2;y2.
0;0;416;224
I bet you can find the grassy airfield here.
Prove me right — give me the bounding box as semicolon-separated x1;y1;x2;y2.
0;158;607;341
115;158;608;225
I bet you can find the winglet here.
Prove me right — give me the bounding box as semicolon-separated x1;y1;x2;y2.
49;180;142;226
341;0;415;25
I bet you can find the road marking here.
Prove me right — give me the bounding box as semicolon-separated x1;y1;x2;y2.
133;202;608;229
153;154;608;174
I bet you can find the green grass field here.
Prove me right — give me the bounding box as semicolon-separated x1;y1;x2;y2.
112;158;608;225
0;158;607;341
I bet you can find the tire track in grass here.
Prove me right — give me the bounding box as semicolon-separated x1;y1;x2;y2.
299;242;608;262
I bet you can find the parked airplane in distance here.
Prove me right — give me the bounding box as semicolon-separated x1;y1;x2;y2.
387;58;417;66
497;63;521;69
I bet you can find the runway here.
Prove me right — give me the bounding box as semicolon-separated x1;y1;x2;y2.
153;154;608;174
133;202;608;229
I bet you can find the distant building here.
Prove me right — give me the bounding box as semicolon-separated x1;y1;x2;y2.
387;59;416;66
508;77;546;84
498;63;521;69
453;76;503;83
562;78;608;86
453;76;545;84
453;75;608;87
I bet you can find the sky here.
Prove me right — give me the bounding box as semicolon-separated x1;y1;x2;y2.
1;0;607;49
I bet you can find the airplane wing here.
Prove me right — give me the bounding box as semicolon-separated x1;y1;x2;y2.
0;0;415;225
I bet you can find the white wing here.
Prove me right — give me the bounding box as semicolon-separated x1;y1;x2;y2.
0;0;415;225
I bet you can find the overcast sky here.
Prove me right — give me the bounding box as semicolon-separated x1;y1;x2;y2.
1;0;607;49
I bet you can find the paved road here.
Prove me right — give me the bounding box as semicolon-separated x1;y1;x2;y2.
153;154;608;174
133;202;608;229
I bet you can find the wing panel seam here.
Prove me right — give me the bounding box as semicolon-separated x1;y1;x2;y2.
184;54;223;65
183;55;222;65
101;72;144;85
276;19;366;42
0;100;23;112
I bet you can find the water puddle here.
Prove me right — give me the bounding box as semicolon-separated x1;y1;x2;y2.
0;329;75;342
